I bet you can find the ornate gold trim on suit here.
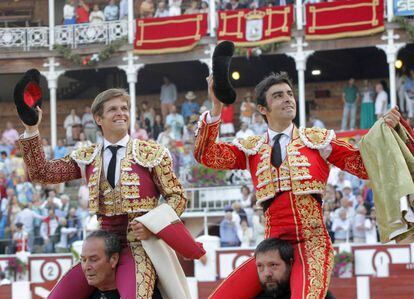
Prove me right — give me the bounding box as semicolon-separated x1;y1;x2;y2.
299;127;335;150
133;139;168;168
294;194;334;299
255;145;276;202
151;154;187;216
232;135;266;155
71;143;102;165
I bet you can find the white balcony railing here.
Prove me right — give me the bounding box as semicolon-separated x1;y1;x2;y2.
0;20;128;51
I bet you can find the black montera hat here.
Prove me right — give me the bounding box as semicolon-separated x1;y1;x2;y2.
212;40;236;104
14;69;42;126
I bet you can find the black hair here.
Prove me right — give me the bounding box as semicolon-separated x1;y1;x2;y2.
254;238;294;266
86;230;121;260
254;72;294;123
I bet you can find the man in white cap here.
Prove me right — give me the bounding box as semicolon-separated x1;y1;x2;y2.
181;91;200;123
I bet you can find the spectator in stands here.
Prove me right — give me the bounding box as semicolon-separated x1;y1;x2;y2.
202;96;213;112
42;137;53;160
76;0;90;23
309;113;325;128
2;122;19;147
323;210;334;243
140;0;155;18
360;80;375;129
374;81;388;119
352;205;367;243
42;190;62;210
239;219;254;248
82;106;98;143
75;132;92;149
0;151;11;175
232;201;248;227
185;1;200;14
240;185;252;208
342;182;356;207
154;1;170;17
236;122;255;139
251;112;268;135
157;125;174;147
64;109;82;145
168;140;182;176
14;203;44;252
220;104;235;137
55;217;78;253
54;139;68;160
169;0;182;16
89;4;105;24
40;209;59;253
252;206;265;246
140;101;156;134
365;208;378;244
63;0;76;25
274;0;293;6
152;114;164;140
160;75;178;120
182;115;197;144
15;175;35;205
403;70;414;121
0;139;11;158
166;105;185;140
119;0;128;19
226;0;245;10
332;209;350;244
199;0;209;13
336;171;351;192
341;78;359;131
57;194;70;218
220;211;241;247
181;91;200;123
181;144;196;170
240;92;256;125
104;0;120;21
131;122;149;140
0;172;6;201
12;222;28;253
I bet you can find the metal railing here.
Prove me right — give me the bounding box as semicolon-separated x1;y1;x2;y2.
0;20;128;51
183;185;253;213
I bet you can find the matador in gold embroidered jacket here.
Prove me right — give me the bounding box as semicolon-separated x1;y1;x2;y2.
19;134;187;299
194;111;369;299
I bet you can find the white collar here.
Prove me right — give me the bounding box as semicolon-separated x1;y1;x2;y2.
103;134;130;150
267;123;293;141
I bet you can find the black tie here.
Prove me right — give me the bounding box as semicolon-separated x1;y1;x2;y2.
271;134;283;168
107;145;121;188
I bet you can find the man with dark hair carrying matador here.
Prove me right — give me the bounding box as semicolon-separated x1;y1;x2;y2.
194;71;401;299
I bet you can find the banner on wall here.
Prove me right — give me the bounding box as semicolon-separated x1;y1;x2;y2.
217;6;294;47
134;13;208;54
305;0;384;40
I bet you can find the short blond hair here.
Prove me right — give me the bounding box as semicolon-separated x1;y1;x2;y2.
91;88;131;118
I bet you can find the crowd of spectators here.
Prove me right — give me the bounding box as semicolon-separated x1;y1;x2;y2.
340;70;414;132
62;0;308;25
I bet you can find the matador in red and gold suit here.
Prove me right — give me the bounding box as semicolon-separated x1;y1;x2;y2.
194;111;370;299
19;134;187;299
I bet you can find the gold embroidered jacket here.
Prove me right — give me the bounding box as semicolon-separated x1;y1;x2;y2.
194;113;368;204
19;134;187;216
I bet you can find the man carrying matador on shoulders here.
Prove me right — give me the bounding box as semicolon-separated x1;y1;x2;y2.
195;42;414;299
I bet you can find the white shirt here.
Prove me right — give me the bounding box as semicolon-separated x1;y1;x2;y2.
103;134;129;186
63;4;75;19
205;112;332;160
375;90;388;116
